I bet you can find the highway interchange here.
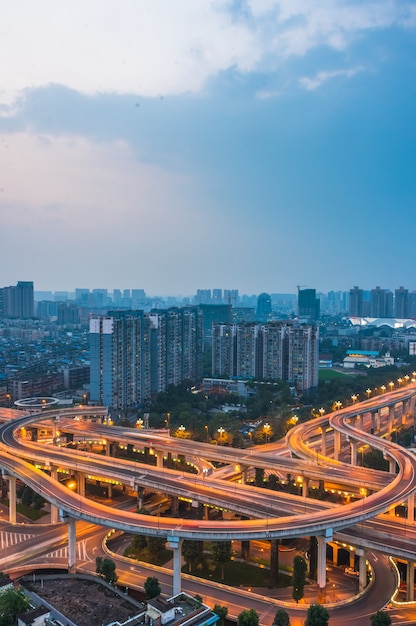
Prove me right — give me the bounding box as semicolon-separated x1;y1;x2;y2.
1;386;416;624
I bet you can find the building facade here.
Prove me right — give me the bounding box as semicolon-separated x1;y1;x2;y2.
212;321;319;393
90;307;203;413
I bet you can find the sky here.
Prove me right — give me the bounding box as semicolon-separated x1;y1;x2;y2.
1;1;415;297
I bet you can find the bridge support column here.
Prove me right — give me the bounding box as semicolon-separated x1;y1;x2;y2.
317;529;332;603
388;406;395;431
333;430;341;461
407;560;415;602
356;548;367;592
136;486;144;509
403;400;410;426
331;544;338;565
50;467;59;524
370;410;377;433
350;439;358;466
171;496;179;516
107;483;113;499
320;427;327;457
407;492;415;523
6;475;16;525
156;452;164;469
166;536;183;596
388;456;396;474
77;472;85;497
68;517;77;574
356;413;364;430
302;478;309;498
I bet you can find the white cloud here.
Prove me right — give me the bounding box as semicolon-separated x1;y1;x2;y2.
0;0;414;106
299;66;365;90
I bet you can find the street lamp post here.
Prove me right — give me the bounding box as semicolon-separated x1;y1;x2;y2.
217;426;225;442
263;422;271;443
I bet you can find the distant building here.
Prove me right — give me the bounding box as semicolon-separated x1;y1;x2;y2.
298;288;320;322
17;605;50;626
0;281;34;318
395;286;409;319
256;293;272;322
370;286;393;318
349;286;364;317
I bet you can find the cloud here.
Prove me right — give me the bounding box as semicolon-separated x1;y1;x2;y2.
0;0;414;108
299;66;365;90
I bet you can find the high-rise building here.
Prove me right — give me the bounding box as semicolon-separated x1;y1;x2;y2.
297;288;320;322
0;281;34;318
256;293;272;322
349;286;364;317
395;287;409;319
212;321;318;393
90;311;151;413
90;307;202;414
370;286;393;318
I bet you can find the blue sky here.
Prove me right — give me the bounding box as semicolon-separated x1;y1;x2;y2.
1;1;415;296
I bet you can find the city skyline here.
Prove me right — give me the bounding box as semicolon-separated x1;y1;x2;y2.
1;2;415;294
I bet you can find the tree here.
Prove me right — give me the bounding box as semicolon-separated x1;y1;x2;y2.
237;608;259;626
370;610;392;626
96;556;118;583
292;555;307;603
213;604;228;626
273;608;290;626
183;540;202;573
211;541;232;580
305;603;329;626
144;576;161;600
0;588;30;626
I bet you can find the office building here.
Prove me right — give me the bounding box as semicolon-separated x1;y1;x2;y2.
256;292;272;322
298;288;320;322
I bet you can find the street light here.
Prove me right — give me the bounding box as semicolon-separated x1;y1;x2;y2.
136;418;144;429
366;389;371;399
263;422;271;443
204;425;209;442
380;385;386;394
351;394;359;404
319;407;325;417
217;426;225;442
389;381;394;391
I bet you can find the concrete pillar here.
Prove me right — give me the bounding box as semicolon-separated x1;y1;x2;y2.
350;439;357;466
356;548;366;592
356;413;364;430
407;560;415;602
317;531;331;602
77;472;85;497
402;401;409;426
166;536;183;596
388;406;395;431
105;441;111;455
388;456;396;474
408;492;415;523
137;487;144;510
302;478;309;498
67;516;77;574
333;430;341;461
371;411;377;433
331;544;339;565
107;483;113;499
50;467;59;524
171;496;179;516
320;427;327;457
156;452;164;469
7;475;16;525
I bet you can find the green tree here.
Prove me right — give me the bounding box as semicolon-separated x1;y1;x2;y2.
0;588;30;626
144;576;161;600
211;540;232;580
95;556;103;575
213;604;228;626
100;557;118;583
183;540;202;573
273;608;290;626
305;603;329;626
292;555;307;603
21;486;33;507
194;594;203;607
237;608;259;626
370;610;392;626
